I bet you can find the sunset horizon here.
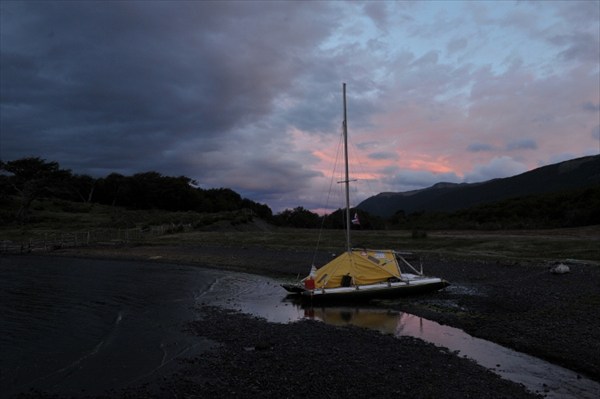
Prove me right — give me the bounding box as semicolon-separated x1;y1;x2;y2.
1;1;598;213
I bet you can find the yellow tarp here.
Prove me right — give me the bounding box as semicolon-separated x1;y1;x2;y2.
310;249;401;288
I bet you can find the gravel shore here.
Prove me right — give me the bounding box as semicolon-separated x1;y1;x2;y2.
28;242;599;398
142;306;541;399
405;256;600;382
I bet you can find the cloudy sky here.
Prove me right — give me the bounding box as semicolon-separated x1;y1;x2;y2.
1;1;599;213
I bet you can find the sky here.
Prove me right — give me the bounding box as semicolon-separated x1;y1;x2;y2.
1;1;599;213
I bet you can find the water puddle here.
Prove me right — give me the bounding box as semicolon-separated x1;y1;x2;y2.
203;272;600;399
303;306;598;399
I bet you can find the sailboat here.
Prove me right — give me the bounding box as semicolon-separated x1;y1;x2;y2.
282;83;449;302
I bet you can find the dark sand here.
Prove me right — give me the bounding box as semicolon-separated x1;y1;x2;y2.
17;242;600;398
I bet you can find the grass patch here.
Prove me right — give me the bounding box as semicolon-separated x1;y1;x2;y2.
143;228;600;263
1;198;598;263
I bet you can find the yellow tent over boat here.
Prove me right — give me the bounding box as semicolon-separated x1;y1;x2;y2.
310;249;402;289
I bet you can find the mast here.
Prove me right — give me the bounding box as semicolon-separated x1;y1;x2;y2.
343;83;351;254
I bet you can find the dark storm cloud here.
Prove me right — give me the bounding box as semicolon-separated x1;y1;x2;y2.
446;37;468;55
368;151;398;160
582;101;600;112
467;142;495;152
0;1;336;177
506;138;537;151
552;32;600;63
362;1;390;33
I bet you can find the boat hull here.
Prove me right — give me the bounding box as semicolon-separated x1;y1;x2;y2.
283;278;449;303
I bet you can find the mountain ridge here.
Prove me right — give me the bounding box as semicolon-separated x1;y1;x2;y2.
357;155;600;218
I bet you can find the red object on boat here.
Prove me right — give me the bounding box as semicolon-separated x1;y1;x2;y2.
304;278;315;290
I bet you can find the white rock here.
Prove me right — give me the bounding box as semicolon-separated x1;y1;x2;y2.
550;264;570;274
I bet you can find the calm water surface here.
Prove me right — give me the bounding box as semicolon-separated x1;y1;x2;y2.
1;256;598;399
0;256;216;396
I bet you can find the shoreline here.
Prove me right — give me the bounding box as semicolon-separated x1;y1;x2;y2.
39;243;600;382
6;242;598;398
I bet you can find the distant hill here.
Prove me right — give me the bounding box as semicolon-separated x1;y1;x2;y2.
358;155;600;218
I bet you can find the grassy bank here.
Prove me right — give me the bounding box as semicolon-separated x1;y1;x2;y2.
1;198;598;264
143;226;600;264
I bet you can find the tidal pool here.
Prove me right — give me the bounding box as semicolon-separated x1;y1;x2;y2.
204;272;600;399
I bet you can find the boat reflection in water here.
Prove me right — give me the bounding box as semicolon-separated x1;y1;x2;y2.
292;304;599;399
303;306;420;337
300;305;466;357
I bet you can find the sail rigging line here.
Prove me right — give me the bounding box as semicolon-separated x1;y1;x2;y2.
396;254;424;276
312;83;354;288
309;124;345;270
311;127;350;289
348;137;377;207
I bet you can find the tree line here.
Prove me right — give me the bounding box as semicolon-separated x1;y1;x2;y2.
269;186;600;230
0;157;272;222
2;157;597;230
388;185;600;230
